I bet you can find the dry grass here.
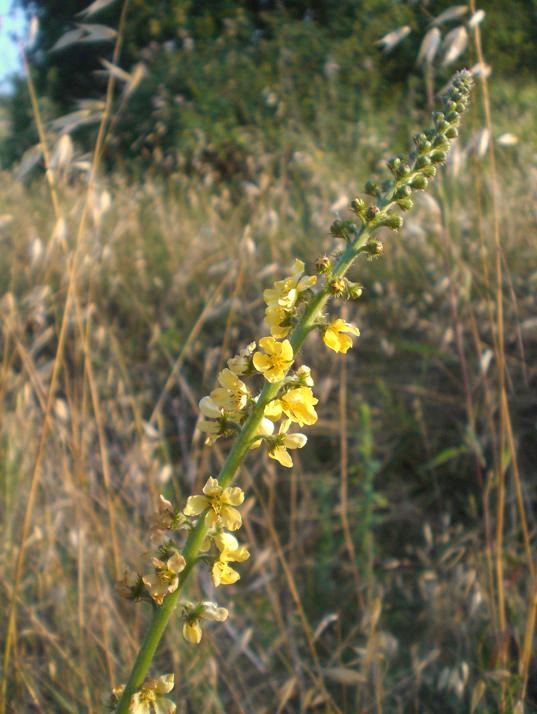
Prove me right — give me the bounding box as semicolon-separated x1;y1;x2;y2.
0;32;537;712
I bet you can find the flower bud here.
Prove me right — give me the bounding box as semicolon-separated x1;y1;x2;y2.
351;197;367;216
329;278;346;296
396;164;411;179
430;151;447;164
397;197;414;211
421;165;437;178
365;240;383;258
348;283;364;300
365;205;380;222
415;155;431;169
387;157;401;174
315;255;332;274
433;136;449;150
445;126;458;139
330;219;357;241
394;185;411;200
410;175;428;190
383;214;404;230
364;180;381;197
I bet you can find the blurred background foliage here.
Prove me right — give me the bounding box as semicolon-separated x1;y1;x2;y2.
2;0;537;170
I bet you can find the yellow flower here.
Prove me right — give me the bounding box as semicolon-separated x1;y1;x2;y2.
227;341;256;375
210;368;249;413
183;477;244;531
212;532;250;587
113;673;176;714
265;305;291;339
263;259;317;310
323;319;360;354
253;337;294;383
265;386;318;426
142;550;186;606
182;600;229;645
268;420;307;468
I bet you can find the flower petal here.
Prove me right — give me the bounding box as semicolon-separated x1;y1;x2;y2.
167;552;186;574
220;504;242;531
129;694;150;714
252;352;271;373
284;433;307;449
154;673;174;695
264;400;283;421
201;601;229;621
202;477;222;498
258;336;277;354
215;532;239;552
182;620;202;644
199;396;221;419
280;339;294;362
154;699;176;714
183;495;210;516
223;486;244;506
212;561;240;587
269;445;293;468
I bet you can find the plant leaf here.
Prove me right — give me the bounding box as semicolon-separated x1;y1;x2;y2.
50;28;86;51
77;0;119;18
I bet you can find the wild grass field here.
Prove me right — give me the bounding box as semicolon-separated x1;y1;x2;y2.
1;2;537;713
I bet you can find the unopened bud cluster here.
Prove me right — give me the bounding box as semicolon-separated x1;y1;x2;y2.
329;70;473;257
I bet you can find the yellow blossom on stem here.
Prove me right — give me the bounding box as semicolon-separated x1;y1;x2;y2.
227;341;256;375
323;319;360;354
253;337;294;383
113;673;175;714
181;601;229;645
265;386;318;426
210;368;249;413
265;305;292;339
268;420;307;468
263;260;317;337
183;477;244;531
142;550;186;606
212;532;250;587
264;259;317;307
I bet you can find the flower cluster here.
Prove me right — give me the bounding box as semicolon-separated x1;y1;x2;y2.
116;478;247;649
184;477;250;589
263;259;316;339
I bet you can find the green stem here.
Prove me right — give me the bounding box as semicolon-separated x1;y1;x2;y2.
116;227;373;711
116;70;474;710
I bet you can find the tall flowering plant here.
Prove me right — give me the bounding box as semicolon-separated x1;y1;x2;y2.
113;71;474;712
